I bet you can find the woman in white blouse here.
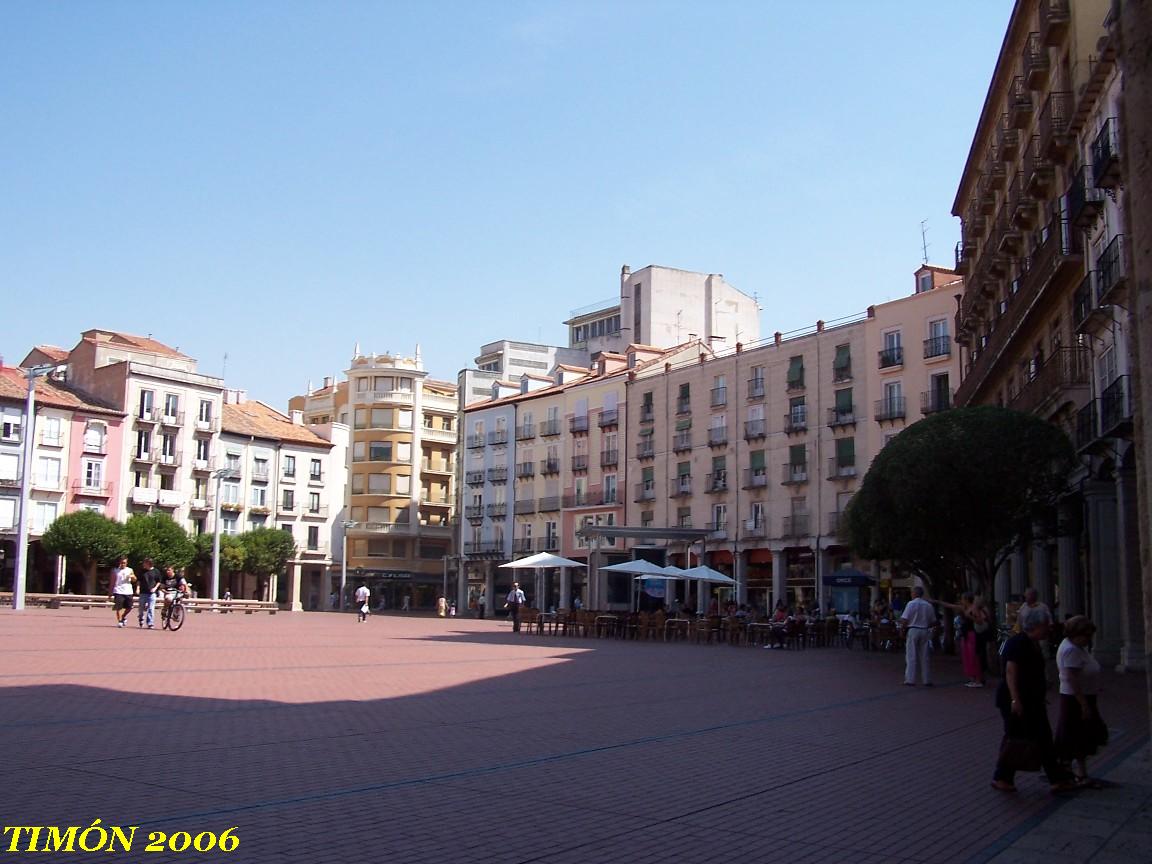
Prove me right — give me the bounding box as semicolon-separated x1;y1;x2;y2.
1054;615;1107;787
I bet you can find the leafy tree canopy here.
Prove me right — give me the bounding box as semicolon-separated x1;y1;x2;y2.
121;513;195;573
41;511;123;569
844;405;1075;598
240;527;296;579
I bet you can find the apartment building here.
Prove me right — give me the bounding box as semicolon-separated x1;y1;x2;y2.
55;330;226;532
219;394;348;609
623;267;960;613
0;364;125;594
951;0;1141;666
307;350;460;609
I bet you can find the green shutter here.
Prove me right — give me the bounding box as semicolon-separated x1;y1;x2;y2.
835;388;853;411
789;444;806;466
712;455;726;472
787;356;804;384
836;436;856;465
642;466;654;482
833;345;851;370
678;461;690;477
749;449;765;470
675;418;692;431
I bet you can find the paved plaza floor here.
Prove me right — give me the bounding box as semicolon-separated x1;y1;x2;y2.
1;608;1149;864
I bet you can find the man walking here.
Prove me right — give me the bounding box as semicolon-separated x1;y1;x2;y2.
477;590;486;620
505;581;526;632
109;556;135;628
900;586;937;686
354;584;370;623
137;557;162;629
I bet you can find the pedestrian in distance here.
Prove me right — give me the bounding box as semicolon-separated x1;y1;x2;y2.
159;567;188;619
1054;615;1108;787
354;584;370;622
991;613;1077;793
935;592;985;687
436;596;448;618
900;586;936;686
505;582;526;632
109;556;136;628
476;590;486;619
136;557;162;629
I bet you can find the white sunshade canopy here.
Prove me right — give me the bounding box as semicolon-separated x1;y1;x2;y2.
599;559;679;577
499;552;587;569
680;565;737;585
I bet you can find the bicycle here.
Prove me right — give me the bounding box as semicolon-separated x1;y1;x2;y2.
161;591;186;631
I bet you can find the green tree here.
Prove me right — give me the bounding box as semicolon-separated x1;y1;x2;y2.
188;532;246;590
40;511;124;594
240;527;296;586
844;405;1075;599
121;513;195;574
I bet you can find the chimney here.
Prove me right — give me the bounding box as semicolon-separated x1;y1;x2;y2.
290;410;304;425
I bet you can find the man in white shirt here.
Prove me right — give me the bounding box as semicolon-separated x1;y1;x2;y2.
109;556;136;628
354;584;370;623
505;582;527;632
900;586;937;686
1017;587;1052;632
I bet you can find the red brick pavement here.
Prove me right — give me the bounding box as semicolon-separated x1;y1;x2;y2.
0;609;1147;864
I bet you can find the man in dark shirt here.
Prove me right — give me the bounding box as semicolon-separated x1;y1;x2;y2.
137;557;162;629
159;566;188;616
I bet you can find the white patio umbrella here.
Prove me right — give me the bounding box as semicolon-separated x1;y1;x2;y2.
599;559;678;576
500;552;587;610
680;564;737;585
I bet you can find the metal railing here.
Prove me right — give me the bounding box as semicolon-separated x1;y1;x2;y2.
600;449;618;467
538;496;560;512
673;432;692;452
827;459;857;480
782;515;809;538
570;416;589;433
920;389;953;415
465;470;485;485
743;469;768;489
878;346;903;368
710;386;727;407
1091;118;1120;189
923;336;951;359
743;419;766;440
708;427;728;446
784;410;807;434
515;462;535;479
635;441;654;459
706;471;728;492
874;397;906;422
746;378;766;400
1099;375;1132;435
515;424;536;440
598;408;619;427
571;455;589;471
513;499;536;516
539;419;561;437
634;483;656;502
668;476;692;497
487;466;508;483
827;407;856;427
485;503;507;518
540;458;560;474
1097;234;1127;302
781;463;808;485
1008;347;1090;416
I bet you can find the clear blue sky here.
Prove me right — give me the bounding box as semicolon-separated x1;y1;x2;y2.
1;1;1010;409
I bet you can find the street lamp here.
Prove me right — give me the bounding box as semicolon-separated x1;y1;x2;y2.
12;363;65;611
340;520;357;611
210;467;234;601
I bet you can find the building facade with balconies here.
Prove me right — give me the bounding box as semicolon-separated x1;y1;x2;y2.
951;0;1141;667
220;394;347;610
0;364;126;594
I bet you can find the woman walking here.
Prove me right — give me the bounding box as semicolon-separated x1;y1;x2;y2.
1055;615;1107;787
938;593;984;687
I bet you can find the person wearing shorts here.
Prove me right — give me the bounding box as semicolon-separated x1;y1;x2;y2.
109;557;136;628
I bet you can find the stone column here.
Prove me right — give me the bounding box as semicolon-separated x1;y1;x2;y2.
1010;548;1027;597
560;567;572;611
1085;480;1123;666
484;565;495;616
1057;502;1084;617
1031;523;1052;607
287;562;303;611
1116;464;1146;671
772;549;786;610
994;558;1009;611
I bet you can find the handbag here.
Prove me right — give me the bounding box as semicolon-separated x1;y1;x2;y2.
360;603;369;614
998;735;1044;772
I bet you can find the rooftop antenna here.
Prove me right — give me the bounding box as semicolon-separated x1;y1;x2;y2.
222;352;228;381
920;219;930;266
675;310;683;342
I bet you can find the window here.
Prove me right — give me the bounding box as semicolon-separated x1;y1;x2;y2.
222;482;240;504
370;408;392;428
164;393;179;419
251;487;267;508
750;501;765;531
836;437;856;469
310;459;322;480
712;503;727;532
396;442;412;463
368;474;390;494
357;377;370;392
0;498;15;531
136;429;151;458
833;345;851;380
1;410;21;442
369;441;392;462
396;475;411;495
834;388;854;421
222;516;238;536
603;474;617;503
789;444;806;467
198;399;213;424
159;473;174;491
194;478;208;500
283;455;296;477
196;438;210;461
786;356;805;389
0;453;18;482
397;410;413;429
83;459;103;490
789;396;807;426
917;272;933;293
35;456;61;489
640;510;654;528
133;470;149;489
307;526;320;550
160;433;176;458
32;501;58;533
280;524;293;536
309;492;321;513
41;415;62;446
676;383;691;413
138;389;154;419
226;453;241;474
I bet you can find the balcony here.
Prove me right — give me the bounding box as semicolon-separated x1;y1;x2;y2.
360;521;412;534
189;498;211;511
31;474;66;492
878;346;903;369
466;434;485;450
1022;32;1050;89
707;521;728;539
675;397;691;415
1009;347;1090;417
539;419;561;437
707;427;728;447
251;466;270;483
1038;91;1071;159
1092;118;1121;190
827;459;858;481
194;416;219;434
598;408;618;427
191;458;214;474
746;378;766;401
71;480;111;498
156;452;181;469
486;466;508;483
485;503;507;519
1023;136;1054;197
514;500;537;516
0;474;21;489
305;505;330;519
540;457;561;475
782;515;810;539
600;449;618;467
421;426;456;445
672;432;692;452
710;386;727;407
570;416;589;434
986;145;1007;189
278;499;295;514
536;536;559;553
82;438;107;455
571;455;589;472
781;463;808;486
743;468;768;490
995;206;1021;254
743;419;766;440
421;459;454;475
1008;76;1033;128
920;389;954;415
135;407;159;424
784;411;807;435
515;424;536;441
308;471;324;485
465;470;485;486
706;471;728;492
1075;400;1099;452
785;376;805;393
874;397;906;423
634;482;656;503
997;113;1020;160
669;476;692;497
1068;164;1105;229
512;538;534;555
487;430;509;446
538;496;560;512
923;336;951;360
1040;0;1069;45
159;411;183;428
563;492;593;508
38;431;63;448
743;519;766;539
1073;271;1109;334
827;407;856;429
827;511;844;537
464;505;484;520
636;441;655;459
1009;171;1037;228
1099;375;1133;439
132;450;156;465
300;543;329;557
639;407;655;423
131;487;159;506
515;462;536;479
1096;234;1128;307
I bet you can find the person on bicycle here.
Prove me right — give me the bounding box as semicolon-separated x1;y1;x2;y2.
160;566;188;613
